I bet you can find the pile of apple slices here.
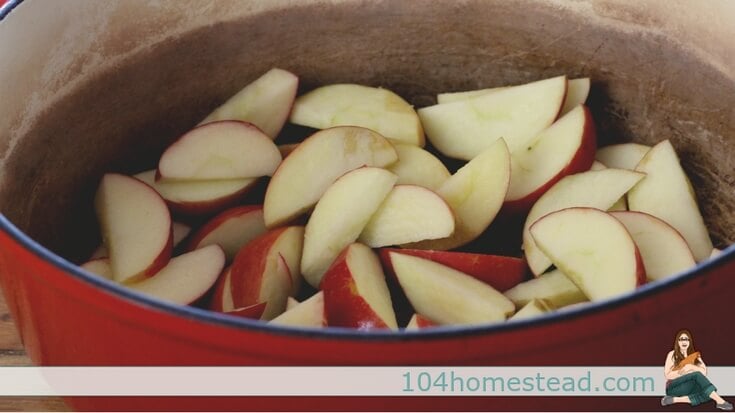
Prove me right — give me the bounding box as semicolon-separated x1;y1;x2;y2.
80;67;721;330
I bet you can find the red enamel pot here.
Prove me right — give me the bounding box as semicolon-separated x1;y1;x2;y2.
0;0;734;410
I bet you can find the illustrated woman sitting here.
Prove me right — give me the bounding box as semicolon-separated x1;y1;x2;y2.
662;329;732;410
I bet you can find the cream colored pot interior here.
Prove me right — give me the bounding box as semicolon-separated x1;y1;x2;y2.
0;0;733;262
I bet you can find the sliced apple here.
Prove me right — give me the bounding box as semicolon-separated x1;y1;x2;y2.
80;258;113;280
126;245;225;305
210;266;235;312
389;252;515;325
321;244;397;330
711;248;722;258
90;222;190;260
509;298;554;321
403;139;511;250
226;302;267;320
380;248;526;292
286;296;300;310
596;143;651;170
504;105;596;214
230;226;304;319
200;68;298;138
503;268;587;308
419;75;567;160
278;143;299;159
589;161;607;171
386;144;450;191
586;162;628;211
530;207;645;301
301;167;397;287
186;205;267;261
628;140;713;262
269;292;326;328
158;121;281;181
289;84;424;146
359;185;454;248
610;211;696;281
523;169;646;276
95;173;172;284
263;126;398;227
405;314;438;330
134;170;257;217
559;78;591;116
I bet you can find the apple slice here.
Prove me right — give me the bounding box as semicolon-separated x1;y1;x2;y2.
210;266;236;312
301;167;397;287
185;205;267;262
419;75;567;160
379;248;526;292
134;170;257;217
503;269;587;308
403;139;511;250
226;302;267;320
628;140;713;262
200;68;298;138
80;258;113;280
711;248;722;258
269;292;326;328
359;185;454;248
610;211;696;281
158;121;281;181
586;162;628;211
509;298;554;321
589;161;607;171
263;126;398;228
95;173;172;284
126;245;225;305
230;226;304;318
389;252;515;325
523;169;646;276
504;105;596;214
91;222;191;260
289;84;424;146
405;314;438;330
286;297;300;310
530;207;645;301
559;78;591;116
386;144;450;191
596;143;651;170
321;244;397;330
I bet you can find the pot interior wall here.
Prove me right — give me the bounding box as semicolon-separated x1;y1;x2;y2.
0;1;733;263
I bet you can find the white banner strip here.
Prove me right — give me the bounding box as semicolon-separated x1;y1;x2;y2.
0;367;732;396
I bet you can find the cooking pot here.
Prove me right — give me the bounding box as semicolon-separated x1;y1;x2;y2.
0;0;733;410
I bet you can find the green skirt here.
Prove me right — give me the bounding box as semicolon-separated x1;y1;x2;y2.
666;371;716;406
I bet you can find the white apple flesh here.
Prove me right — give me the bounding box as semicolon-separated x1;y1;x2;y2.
503;269;587;309
595;143;651;170
386;143;450;191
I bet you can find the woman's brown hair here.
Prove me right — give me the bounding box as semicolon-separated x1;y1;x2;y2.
673;329;700;366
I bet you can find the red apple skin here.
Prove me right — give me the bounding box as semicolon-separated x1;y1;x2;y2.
139;225;174;281
634;247;647;287
226;302;267;320
415;314;437;328
229;227;294;308
184;205;263;252
502;105;597;215
164;180;258;218
208;266;232;312
320;248;389;330
379;248;528;292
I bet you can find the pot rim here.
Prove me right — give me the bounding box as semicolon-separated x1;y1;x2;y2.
1;0;733;342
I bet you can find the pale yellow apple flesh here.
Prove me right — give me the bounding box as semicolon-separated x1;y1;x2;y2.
200;68;298;138
80;258;113;280
269;291;326;327
301;167;397;287
188;206;267;261
359;185;454;248
263;126;398;228
503;269;587;309
596;143;651;170
509;298;554;321
524;169;646;276
90;222;189;260
559;78;591;116
587;162;628;211
386;144;450;191
627;140;713;262
289;84;424;146
135;170;257;210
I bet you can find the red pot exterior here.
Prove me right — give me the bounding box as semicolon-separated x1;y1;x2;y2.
1;228;733;411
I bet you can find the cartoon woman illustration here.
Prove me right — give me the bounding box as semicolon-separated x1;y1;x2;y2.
661;329;732;410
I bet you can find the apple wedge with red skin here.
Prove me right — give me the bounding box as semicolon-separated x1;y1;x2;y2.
419;75;567;160
530;207;646;301
230;226;304;319
379;248;526;292
523;168;646;276
321;243;398;330
125;245;225;305
91;221;191;260
389;252;515;325
270;292;326;328
135;170;258;217
185;205;267;262
157;120;281;181
95;173;173;284
80;258;113;280
610;211;696;281
263;126;398;228
208;267;267;319
289;84;425;146
503;269;587;309
503;105;597;214
200;68;298;139
405;314;438;330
